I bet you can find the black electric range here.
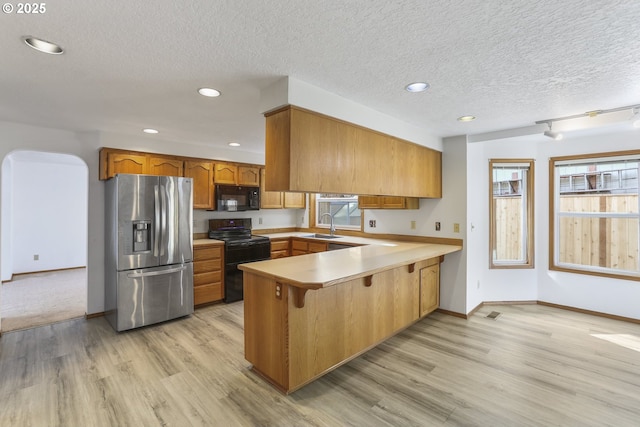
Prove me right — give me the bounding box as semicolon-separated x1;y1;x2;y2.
208;218;270;302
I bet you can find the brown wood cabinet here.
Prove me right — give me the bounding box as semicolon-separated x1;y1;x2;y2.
193;243;224;305
264;105;442;198
260;169;306;209
358;196;419;209
419;262;440;317
291;238;327;256
238;166;260;186
149;156;183;176
103;152;148;178
270;239;290;259
184;161;214;210
283;192;306;209
99;148;265;210
214;163;238;185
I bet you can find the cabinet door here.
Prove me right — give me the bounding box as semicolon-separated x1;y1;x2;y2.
238;166;260;186
108;153;148;177
260;169;283;209
214;163;238;185
358;196;381;209
308;242;327;253
185;161;214;209
419;264;440;317
283;192;306;209
291;239;308;256
149;156;183;176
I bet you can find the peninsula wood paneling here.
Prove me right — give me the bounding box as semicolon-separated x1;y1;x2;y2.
265;106;442;198
244;257;437;393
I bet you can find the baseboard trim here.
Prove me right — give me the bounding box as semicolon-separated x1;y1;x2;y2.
484;300;537;306
5;266;86;282
436;308;468;319
85;312;105;319
537;300;640;325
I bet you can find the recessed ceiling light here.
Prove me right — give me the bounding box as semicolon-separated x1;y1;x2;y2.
457;115;476;122
23;36;64;54
143;128;159;134
405;82;429;93
198;88;221;97
228;142;241;147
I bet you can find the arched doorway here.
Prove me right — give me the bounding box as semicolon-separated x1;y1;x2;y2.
1;150;89;332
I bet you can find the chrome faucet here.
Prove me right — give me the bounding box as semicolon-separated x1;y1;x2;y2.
320;213;336;236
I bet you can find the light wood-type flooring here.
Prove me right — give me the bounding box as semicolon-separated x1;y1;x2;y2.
1;302;639;426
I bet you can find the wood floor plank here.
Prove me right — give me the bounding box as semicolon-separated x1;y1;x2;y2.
1;302;640;426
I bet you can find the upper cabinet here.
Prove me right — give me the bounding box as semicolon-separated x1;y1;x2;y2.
149;156;183;176
358;196;419;210
238;166;260;186
214;163;238;185
264;106;442;198
184;160;214;210
260;168;306;209
214;163;260;186
99;148;263;210
102;151;148;178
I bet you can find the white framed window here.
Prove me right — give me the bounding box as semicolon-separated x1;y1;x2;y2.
315;194;361;231
551;151;640;280
489;159;534;268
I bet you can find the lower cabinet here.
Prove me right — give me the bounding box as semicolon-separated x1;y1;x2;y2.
291;238;327;256
270;239;290;259
419;261;440;317
193;243;224;305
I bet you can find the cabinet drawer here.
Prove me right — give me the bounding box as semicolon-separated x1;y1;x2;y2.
270;240;289;251
194;283;223;305
291;250;307;256
194;271;222;287
194;246;222;261
271;250;289;259
291;240;308;251
308;242;327;253
194;259;222;275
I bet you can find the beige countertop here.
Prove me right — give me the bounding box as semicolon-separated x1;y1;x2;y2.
193;238;224;246
239;237;461;289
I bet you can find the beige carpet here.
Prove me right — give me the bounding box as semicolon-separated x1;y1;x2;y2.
1;268;87;333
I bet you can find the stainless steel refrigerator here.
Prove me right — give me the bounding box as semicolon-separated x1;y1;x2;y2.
105;174;194;332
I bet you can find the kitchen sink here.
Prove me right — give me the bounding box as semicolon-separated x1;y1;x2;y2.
303;233;343;239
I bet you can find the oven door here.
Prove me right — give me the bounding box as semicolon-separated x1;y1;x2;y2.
224;243;270;303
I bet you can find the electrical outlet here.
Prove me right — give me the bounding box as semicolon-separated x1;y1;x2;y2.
477;280;480;289
259;217;263;225
34;254;39;261
435;222;441;231
410;220;416;230
454;223;460;233
369;220;376;228
193;219;197;228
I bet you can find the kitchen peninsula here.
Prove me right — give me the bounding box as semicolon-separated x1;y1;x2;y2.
239;238;462;393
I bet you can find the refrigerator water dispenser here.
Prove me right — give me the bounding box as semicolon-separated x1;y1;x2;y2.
133;220;151;252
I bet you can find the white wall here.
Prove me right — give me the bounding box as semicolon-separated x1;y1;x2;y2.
366;136;468;314
468;126;640;320
7;152;88;275
1;157;13;282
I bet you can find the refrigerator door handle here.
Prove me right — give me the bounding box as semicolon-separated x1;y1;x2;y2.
126;265;187;278
154;184;161;257
160;184;167;256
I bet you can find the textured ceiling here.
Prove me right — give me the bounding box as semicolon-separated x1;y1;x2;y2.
2;0;640;153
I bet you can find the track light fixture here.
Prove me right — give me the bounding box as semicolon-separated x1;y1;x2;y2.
543;123;563;140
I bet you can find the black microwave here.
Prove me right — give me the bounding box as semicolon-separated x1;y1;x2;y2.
215;185;260;211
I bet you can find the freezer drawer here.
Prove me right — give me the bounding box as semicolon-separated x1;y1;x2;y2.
108;263;194;331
